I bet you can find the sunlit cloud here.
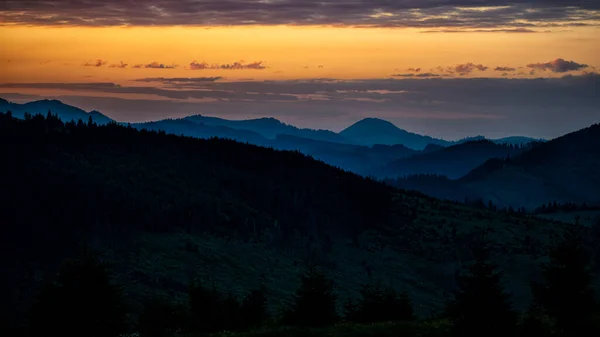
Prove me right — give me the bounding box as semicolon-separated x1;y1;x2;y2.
526;58;589;73
108;61;128;68
83;59;107;67
392;73;442;78
144;61;178;69
189;60;267;70
494;66;517;72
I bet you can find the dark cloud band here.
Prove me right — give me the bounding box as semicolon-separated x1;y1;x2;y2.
1;1;599;28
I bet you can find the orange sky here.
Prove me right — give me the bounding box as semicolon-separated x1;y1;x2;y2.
2;25;599;84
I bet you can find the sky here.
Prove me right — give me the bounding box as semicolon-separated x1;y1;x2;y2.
1;1;599;140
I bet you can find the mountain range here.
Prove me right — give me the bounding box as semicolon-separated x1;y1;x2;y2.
1;112;584;323
0;98;113;125
458;123;600;209
389;123;600;209
375;139;533;180
5;97;593;210
0;98;543;149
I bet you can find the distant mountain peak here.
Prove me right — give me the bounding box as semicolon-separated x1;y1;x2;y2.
352;117;399;129
340;117;449;150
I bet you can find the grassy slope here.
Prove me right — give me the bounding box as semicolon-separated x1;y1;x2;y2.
0;114;570;319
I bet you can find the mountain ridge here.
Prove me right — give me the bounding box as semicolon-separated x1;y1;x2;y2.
375;139;527;180
0;98;545;149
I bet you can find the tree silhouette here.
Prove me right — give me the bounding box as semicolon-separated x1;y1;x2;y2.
531;224;597;336
283;265;338;327
28;249;128;337
137;296;188;337
188;280;223;333
345;281;414;323
445;250;517;337
240;286;269;330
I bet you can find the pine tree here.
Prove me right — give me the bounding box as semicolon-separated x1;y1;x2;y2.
531;224;597;336
138;297;187;337
345;281;414;323
240;286;269;330
28;249;128;337
283;265;338;327
188;280;223;333
445;251;517;337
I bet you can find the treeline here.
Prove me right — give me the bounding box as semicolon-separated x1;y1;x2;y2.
12;224;600;337
534;201;600;214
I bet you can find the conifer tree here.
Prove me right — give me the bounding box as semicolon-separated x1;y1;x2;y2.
188;280;223;333
345;281;414;323
445;249;517;337
283;265;338;327
138;297;187;337
28;249;128;337
240;286;269;330
531;224;597;336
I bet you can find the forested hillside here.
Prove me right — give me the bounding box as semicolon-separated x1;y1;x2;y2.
2;111;599;336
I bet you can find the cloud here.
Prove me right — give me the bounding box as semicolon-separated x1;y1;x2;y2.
134;77;224;83
3;74;598;140
392;73;442;78
109;61;128;68
83;59;107;67
132;64;144;69
190;60;267;70
526;58;589;73
145;61;178;69
407;68;422;72
5;74;598;110
421;28;544;33
494;66;517;72
189;61;209;70
451;63;489;75
1;1;599;29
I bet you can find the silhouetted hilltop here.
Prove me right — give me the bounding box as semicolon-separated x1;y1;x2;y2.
185;114;347;143
460;123;600;209
375;140;524;179
274;134;416;174
130;118;271;146
0;98;113;124
493;136;546;146
339;118;450;150
421;143;446;153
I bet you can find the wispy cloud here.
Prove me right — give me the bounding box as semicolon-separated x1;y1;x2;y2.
134;77;224;83
526;58;589;73
392;73;442;78
451;63;489;76
1;1;599;29
494;66;517;72
421;28;545;33
189;60;267;70
83;59;107;67
108;61;128;68
144;61;178;69
3;74;598;139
